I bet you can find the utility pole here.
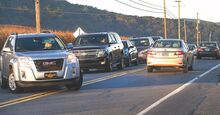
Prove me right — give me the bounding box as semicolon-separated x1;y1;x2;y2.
209;31;212;41
35;0;41;33
176;0;181;39
196;13;200;46
163;0;167;39
184;19;187;42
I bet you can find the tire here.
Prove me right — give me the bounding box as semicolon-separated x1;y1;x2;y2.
118;56;125;70
133;55;139;66
65;70;83;91
1;74;8;89
8;70;22;93
147;66;153;72
197;56;201;59
105;55;113;72
125;56;131;67
182;64;188;73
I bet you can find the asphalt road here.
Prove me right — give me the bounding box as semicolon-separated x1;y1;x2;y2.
0;58;220;115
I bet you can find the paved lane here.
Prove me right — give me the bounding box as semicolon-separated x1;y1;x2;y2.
0;59;220;115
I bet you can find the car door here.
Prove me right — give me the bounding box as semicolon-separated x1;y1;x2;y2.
2;37;14;77
108;34;118;63
112;33;123;62
128;41;136;60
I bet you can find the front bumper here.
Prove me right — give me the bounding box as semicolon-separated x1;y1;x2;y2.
16;77;80;87
147;57;185;67
79;57;107;69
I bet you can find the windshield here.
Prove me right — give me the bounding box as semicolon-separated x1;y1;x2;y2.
74;34;108;46
130;39;150;47
15;37;65;52
200;43;217;47
153;40;181;48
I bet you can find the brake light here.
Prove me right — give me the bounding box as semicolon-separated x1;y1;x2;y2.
147;50;156;58
147;50;156;55
175;51;184;55
197;48;203;52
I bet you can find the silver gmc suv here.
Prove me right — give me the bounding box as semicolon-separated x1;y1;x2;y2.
0;33;82;93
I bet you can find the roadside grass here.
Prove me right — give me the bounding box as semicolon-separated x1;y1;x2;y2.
0;25;75;50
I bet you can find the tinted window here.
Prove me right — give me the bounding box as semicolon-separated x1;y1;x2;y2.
200;43;217;47
153;40;181;48
122;41;128;48
74;34;108;46
15;37;65;52
130;39;150;46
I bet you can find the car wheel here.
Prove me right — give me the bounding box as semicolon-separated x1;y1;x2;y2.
105;55;113;72
147;66;153;72
133;55;139;66
1;74;8;89
125;56;131;67
197;56;201;59
182;64;188;73
188;63;193;71
65;70;83;91
8;70;22;93
118;56;125;70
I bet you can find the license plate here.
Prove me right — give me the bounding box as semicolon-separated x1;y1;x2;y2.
162;53;169;56
205;49;210;51
45;72;57;79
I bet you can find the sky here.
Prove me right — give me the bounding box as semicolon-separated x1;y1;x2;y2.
67;0;220;23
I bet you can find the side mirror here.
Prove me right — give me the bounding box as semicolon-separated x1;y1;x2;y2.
66;43;74;49
129;46;134;48
2;47;11;52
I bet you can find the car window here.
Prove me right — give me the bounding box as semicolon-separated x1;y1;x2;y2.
153;41;181;48
122;41;128;48
109;34;117;44
4;37;14;51
200;43;217;47
131;39;150;46
15;37;65;52
74;34;108;46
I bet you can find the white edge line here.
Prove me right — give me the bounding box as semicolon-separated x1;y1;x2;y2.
137;64;220;115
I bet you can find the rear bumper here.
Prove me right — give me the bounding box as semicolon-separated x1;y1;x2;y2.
16;78;80;87
197;51;218;57
147;57;185;67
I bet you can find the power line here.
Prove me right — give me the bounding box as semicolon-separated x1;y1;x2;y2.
136;0;177;18
115;0;163;14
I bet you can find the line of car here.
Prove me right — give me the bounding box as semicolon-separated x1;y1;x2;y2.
0;31;219;93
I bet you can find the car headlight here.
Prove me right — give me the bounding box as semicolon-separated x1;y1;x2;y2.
96;49;106;57
17;57;31;67
67;53;77;64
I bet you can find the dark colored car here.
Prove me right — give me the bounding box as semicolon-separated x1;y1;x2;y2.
122;40;138;67
188;44;197;56
72;32;124;72
129;37;154;63
197;41;220;59
149;36;164;42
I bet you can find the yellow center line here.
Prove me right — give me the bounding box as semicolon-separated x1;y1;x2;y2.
0;68;145;109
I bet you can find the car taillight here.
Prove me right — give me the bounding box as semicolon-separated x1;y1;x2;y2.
147;50;156;55
175;51;184;55
197;48;203;52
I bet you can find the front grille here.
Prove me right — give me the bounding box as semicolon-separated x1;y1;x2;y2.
34;59;63;71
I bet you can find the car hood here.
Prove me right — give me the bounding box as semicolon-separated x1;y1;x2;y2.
15;50;68;60
72;45;106;50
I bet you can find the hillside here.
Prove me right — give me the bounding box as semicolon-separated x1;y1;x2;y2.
0;0;220;42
